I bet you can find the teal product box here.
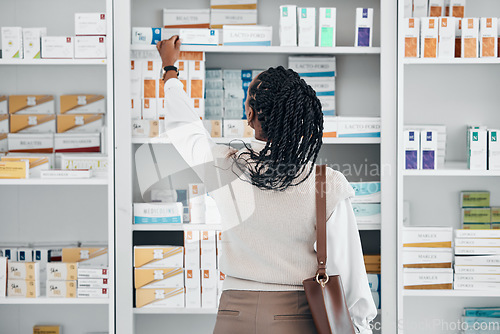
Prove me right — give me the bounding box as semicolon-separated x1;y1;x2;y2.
350;182;381;203
134;202;183;224
352;203;381;226
131;27;162;45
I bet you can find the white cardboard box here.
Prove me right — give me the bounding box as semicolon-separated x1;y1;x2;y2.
428;0;445;16
468;127;487;170
0;257;6;297
185;267;201;288
402;248;453;268
355;8;373;47
41;37;74;59
134;246;184;269
404;18;420;58
179;29;219;46
54;133;101;154
404;129;420;170
77;267;109;279
480;18;498;58
185;286;201;308
75;36;106;59
134;268;183;289
7;279;40;298
413;0;429;18
450;0;466;18
210;9;257;29
47;262;78;281
488;129;500;170
462;18;479;58
202;286;217;308
201;231;217;269
7;133;54;154
439;17;456;59
402;227;453;248
131;27;162;45
133;202;183;224
135;287;184;308
288;56;336;77
46;280;77;298
404;0;413;17
421;17;438;58
77;287;109;298
319;8;336;47
403;268;453;289
16;248;33;262
350;182;381;203
420;130;438;170
279;5;297;46
184;230;201;268
23;28;46;59
163;9;210;28
298;7;316;47
222;25;272;46
75;13;107;36
1;27;23;59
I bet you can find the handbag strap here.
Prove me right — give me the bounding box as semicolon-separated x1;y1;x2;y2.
315;165;327;278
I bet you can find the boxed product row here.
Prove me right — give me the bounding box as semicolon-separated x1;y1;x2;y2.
1;133;104;154
2;14;107;60
460;191;500;230
0;95;106;115
323;117;381;138
404;129;440;170
467;127;500;171
1;116;105;134
0;152;108;179
405;0;466;18
404;17;500;58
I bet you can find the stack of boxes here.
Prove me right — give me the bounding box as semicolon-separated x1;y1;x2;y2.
134;245;185;308
454;229;500;291
130;52;205;138
467;126;500;171
1;13;106;60
404;0;499;59
404;125;444;170
364;255;381;310
46;262;78;298
0;94;107;179
402;227;454;290
351;182;381;229
460;191;496;230
7;261;41;298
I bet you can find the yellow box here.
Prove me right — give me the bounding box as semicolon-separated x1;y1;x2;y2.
135;287;184;308
56;114;104;133
9;95;55;114
134;246;184;268
1;156;50;178
46;280;77;298
62;247;108;267
33;325;60;334
134;267;184;289
60;95;105;114
9;114;56;133
0;160;29;179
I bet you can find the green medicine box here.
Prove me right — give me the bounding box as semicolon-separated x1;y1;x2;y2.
461;191;490;208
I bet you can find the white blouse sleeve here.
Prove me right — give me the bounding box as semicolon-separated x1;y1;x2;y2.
325;198;378;334
163;78;219;180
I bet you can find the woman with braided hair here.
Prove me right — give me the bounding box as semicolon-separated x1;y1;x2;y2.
157;37;376;334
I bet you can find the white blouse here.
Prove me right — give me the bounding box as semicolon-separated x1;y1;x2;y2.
162;78;378;333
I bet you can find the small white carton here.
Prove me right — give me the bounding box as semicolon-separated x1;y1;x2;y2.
462;18;479;58
23;28;47;59
404;18;420;58
222;25;272;46
133;202;183;224
404;129;420;170
184;230;201;268
75;13;107;36
46;280;77;298
1;27;23;59
7;279;40;297
439;17;456;59
413;0;428;18
450;0;466;18
131;28;162;45
279;5;297;46
404;0;413;18
421;17;439;58
355;8;373;47
210;9;257;29
319;8;336;47
74;36;106;59
134;268;183;289
179;29;219;46
41;37;74;59
488;129;500;170
420;130;438;170
467;127;487;170
480;18;498;58
428;0;445;16
298;7;316;47
163;9;210;28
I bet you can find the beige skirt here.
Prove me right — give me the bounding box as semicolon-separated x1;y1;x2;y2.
213;290;318;334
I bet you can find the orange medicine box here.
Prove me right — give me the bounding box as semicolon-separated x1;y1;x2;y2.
8;95;55;115
462;18;479;58
428;0;444;16
450;0;465;18
10;114;56;133
480;18;498;58
404;18;420;58
421;18;438;58
33;325;60;334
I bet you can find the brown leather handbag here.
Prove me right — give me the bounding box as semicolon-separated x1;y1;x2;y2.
303;165;356;334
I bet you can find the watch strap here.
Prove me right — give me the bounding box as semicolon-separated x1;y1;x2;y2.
163;65;178;73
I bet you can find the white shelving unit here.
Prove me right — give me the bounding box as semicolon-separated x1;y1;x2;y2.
115;1;395;334
397;2;500;334
0;1;115;333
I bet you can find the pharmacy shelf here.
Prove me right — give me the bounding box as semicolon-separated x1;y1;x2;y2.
133;308;218;315
403;290;500;297
133;224;222;231
404;58;500;65
131;44;381;55
0;297;109;305
132;137;381;145
0;59;107;65
402;161;500;177
0;177;108;186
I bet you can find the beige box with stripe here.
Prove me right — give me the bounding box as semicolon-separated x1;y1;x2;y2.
134;268;184;289
7;279;40;297
403;227;453;248
62;247;108;267
0;114;8;133
134;246;184;268
135;287;185;308
46;280;77;298
8;95;55;114
47;262;78;281
56;114;104;133
403;268;453;289
403;248;453;268
10;114;56;133
60;95;106;114
8;262;39;280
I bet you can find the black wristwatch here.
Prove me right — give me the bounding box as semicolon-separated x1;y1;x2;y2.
163;65;178;76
